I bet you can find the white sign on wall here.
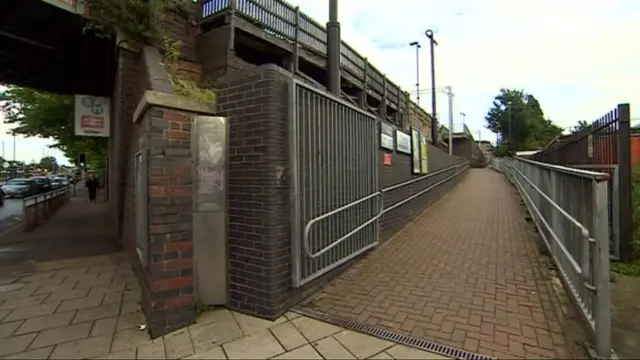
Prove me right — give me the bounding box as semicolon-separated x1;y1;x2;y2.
74;95;111;137
396;130;411;154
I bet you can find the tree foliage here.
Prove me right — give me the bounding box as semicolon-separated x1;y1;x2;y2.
570;120;589;134
0;86;108;168
83;0;194;43
485;89;562;153
39;156;57;171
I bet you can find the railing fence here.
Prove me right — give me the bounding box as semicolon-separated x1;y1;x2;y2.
500;157;611;358
290;79;380;287
201;0;432;125
533;103;633;260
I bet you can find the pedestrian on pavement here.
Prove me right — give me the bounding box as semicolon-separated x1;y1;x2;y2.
85;172;100;203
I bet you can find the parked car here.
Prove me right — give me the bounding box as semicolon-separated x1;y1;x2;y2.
0;188;4;206
31;176;53;193
2;178;39;198
52;175;69;188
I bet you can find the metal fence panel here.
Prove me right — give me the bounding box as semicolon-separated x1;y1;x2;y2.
290;79;380;287
502;157;611;358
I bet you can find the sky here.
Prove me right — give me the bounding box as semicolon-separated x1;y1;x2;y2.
0;94;68;165
1;0;638;161
287;0;639;143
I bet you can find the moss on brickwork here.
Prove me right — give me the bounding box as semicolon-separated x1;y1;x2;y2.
163;37;216;104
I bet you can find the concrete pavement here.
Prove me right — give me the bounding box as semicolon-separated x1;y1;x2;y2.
0;253;450;359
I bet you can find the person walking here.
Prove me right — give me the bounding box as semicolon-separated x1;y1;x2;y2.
85;172;100;203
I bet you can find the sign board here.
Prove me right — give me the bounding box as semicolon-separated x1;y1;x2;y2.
411;128;421;174
396;130;411;154
74;95;111;137
383;153;392;166
380;122;395;151
419;132;429;174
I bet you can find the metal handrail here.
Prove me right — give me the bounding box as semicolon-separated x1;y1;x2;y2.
303;191;384;259
515;156;610;180
302;161;469;259
507;162;593;284
382;162;468;214
23;186;70;208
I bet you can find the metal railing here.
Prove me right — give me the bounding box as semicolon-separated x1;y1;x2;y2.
301;161;469;260
22;186;72;231
572;164;621;260
500;157;611;358
201;0;431;121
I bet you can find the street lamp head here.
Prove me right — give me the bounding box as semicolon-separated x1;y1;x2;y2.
425;29;434;38
409;41;420;47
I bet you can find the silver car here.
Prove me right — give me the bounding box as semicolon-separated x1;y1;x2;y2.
2;178;38;198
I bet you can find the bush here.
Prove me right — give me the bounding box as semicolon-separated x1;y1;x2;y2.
631;167;640;258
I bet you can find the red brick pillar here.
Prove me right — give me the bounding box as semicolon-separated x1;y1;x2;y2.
138;105;196;338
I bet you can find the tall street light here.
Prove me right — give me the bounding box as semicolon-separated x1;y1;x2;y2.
425;29;438;145
327;0;341;95
409;41;421;105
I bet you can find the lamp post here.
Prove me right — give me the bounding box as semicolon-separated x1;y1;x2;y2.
444;86;454;155
409;41;421;105
327;0;341;95
425;29;438;145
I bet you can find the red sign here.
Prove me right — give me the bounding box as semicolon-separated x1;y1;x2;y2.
80;116;105;129
383;153;392;166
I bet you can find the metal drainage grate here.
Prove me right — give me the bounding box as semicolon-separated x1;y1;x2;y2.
293;308;496;360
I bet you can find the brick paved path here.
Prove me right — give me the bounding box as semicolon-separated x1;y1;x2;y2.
301;168;573;359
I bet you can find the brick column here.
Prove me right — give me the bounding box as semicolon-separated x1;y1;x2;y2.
131;91;215;338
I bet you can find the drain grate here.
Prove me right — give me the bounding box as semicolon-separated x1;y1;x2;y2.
293;308;496;360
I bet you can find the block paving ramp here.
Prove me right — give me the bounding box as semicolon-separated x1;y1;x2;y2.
299;168;583;359
0;253;451;359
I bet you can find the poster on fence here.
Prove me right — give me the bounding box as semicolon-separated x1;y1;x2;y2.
411;127;421;174
419;132;429;174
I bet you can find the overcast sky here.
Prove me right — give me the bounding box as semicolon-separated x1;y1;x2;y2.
1;0;638;163
288;0;639;141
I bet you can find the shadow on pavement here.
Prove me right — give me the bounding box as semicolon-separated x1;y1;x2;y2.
611;274;640;359
0;191;120;266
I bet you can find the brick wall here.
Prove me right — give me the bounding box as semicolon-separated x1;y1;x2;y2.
215;66;290;319
379;140;467;241
214;64;469;322
110;47;143;241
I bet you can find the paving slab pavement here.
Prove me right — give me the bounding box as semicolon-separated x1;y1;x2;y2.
0;253;451;359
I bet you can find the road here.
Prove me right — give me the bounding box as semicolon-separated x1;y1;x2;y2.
0;198;23;233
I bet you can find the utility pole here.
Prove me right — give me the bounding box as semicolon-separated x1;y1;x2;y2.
425;29;438;145
508;105;512;152
327;0;341;95
409;41;421;105
12;135;16;162
445;86;454;155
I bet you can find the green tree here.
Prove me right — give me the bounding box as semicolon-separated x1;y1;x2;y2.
39;156;57;171
484;89;562;152
0;86;108;169
570;120;589;134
